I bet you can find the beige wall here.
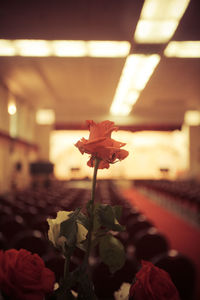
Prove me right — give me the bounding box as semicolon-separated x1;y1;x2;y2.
0;86;9;133
35;124;53;161
189;125;200;181
0;84;38;194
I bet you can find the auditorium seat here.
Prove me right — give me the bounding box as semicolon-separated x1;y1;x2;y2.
152;250;196;300
10;230;49;257
120;206;141;226
133;227;169;261
0;232;7;250
0;215;26;239
0;204;13;218
29;215;49;236
126;215;153;238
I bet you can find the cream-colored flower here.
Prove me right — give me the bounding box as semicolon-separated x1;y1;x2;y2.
47;211;87;249
114;282;131;300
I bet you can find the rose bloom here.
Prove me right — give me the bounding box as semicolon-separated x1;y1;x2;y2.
114;282;131;300
47;211;88;250
0;249;55;300
129;260;180;300
75;120;129;169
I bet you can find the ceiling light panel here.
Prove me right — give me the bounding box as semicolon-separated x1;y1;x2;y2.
164;41;200;58
13;40;52;56
141;0;190;20
0;40;130;57
134;0;191;44
134;20;178;44
110;54;160;116
0;39;17;56
87;41;130;57
52;40;87;57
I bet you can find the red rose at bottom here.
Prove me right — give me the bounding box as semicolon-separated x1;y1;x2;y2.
129;260;180;300
0;249;55;300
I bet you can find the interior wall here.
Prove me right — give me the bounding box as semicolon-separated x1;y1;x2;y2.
0;84;38;194
189;125;200;181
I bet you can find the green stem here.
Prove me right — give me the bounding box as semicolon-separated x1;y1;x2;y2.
91;158;100;210
85;158;100;266
63;256;70;287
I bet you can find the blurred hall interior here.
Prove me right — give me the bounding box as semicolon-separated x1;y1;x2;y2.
0;0;200;300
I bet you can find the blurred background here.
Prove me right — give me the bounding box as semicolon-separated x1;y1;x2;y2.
0;0;200;299
0;0;200;188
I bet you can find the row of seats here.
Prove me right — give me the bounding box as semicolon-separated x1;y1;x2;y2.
134;179;200;211
133;179;200;226
0;180;197;300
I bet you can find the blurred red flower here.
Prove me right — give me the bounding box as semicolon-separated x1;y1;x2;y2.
129;260;180;300
75;120;129;169
0;249;55;300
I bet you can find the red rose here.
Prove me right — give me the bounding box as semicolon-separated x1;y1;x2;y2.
129;260;180;300
0;249;55;300
75;120;129;169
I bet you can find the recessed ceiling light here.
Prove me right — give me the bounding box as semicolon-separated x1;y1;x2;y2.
36;109;55;125
184;110;200;126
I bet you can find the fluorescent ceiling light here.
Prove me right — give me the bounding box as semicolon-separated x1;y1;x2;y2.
110;90;140;116
0;40;17;56
87;41;130;57
141;0;190;20
36;109;55;125
122;54;160;91
184;110;200;126
0;39;130;57
110;54;160;116
13;40;52;57
52;40;87;57
134;20;178;44
164;41;200;58
134;0;191;43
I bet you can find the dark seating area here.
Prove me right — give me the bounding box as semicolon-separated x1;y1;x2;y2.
133;179;200;225
0;179;197;300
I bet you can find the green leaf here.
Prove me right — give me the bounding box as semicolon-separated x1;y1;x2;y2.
112;205;122;221
97;204;125;232
60;217;78;248
99;234;125;273
77;212;89;230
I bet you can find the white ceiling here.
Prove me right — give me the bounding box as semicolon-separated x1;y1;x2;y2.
0;0;200;131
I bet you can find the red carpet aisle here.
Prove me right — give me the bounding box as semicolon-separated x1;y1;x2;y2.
122;188;200;300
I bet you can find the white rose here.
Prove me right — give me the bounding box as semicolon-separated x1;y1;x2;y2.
47;211;87;249
114;282;131;300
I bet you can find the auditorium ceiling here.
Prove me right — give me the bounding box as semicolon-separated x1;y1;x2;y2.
0;0;200;130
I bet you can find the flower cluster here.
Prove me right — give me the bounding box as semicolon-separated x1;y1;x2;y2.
0;249;55;300
129;260;180;300
0;121;180;300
